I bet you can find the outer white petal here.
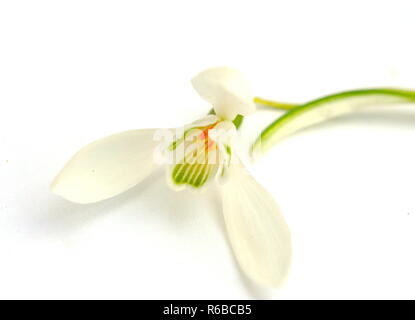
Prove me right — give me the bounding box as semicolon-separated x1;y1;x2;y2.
51;129;160;204
186;114;220;129
221;162;291;286
191;67;256;121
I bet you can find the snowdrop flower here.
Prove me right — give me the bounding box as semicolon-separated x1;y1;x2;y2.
51;67;291;287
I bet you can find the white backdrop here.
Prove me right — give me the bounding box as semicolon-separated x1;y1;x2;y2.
1;0;415;299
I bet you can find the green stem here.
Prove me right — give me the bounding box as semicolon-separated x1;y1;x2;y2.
254;97;299;111
252;88;415;158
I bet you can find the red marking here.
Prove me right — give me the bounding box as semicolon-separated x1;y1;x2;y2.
197;122;218;152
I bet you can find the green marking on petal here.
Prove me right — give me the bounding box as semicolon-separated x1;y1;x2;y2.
232;114;244;129
198;164;213;187
169;139;180;151
172;163;188;183
169;128;193;151
168;115;235;189
219;145;232;178
225;144;232;156
220;165;226;178
172;162;216;188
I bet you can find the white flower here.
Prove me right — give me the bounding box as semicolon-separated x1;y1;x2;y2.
51;67;291;287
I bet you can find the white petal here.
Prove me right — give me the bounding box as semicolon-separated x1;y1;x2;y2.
191;67;256;121
186;114;220;129
221;162;291;286
209;120;236;145
51;129;160;204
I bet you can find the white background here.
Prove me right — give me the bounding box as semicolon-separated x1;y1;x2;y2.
1;0;415;300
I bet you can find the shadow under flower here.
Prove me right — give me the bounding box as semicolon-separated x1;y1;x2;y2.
26;169;166;238
24;168;274;298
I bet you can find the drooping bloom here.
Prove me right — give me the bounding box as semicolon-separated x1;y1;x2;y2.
51;67;291;286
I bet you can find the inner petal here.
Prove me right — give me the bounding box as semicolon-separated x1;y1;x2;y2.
168;122;228;190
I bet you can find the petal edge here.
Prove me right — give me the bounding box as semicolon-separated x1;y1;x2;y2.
221;162;291;286
191;67;255;121
51;129;160;203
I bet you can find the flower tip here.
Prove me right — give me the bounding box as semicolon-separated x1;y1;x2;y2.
257;269;291;288
50;170;104;204
50;174;64;197
49;176;86;204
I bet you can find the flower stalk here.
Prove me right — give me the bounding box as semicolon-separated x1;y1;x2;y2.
252;88;415;157
254;97;298;111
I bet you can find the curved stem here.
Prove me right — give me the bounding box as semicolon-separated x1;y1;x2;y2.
252;88;415;158
254;97;299;111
